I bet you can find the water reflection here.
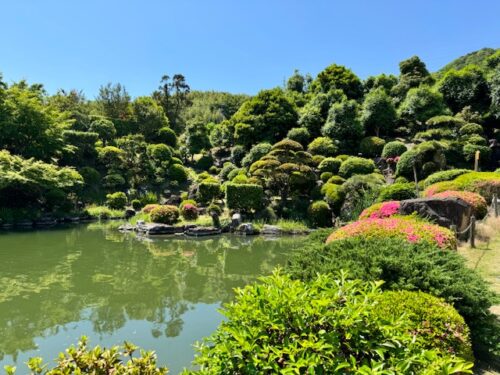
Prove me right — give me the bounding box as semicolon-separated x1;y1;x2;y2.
0;223;304;372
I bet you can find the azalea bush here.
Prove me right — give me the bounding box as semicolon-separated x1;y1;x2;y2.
326;216;456;249
142;204;160;214
149;205;179;224
359;200;400;219
188;270;473;374
430;190;488;218
180;203;199;220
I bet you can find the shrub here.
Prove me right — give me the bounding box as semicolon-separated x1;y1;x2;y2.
105;192;127;210
338;156;376;178
311;154;325;166
286;236;498;362
168;164;188;183
195;154;214;171
414;128;453;141
219;162;236;181
307;136;338;156
189;271;473;374
271;138;304;152
86;205;124;220
319;171;332;182
230;145;246;166
241;142;272;167
197;181;221;203
373;291;473;361
326;216;456;250
157;126;177;147
396;141;446;180
179;199;197;209
377;182;416;202
423;169;470;187
131;199;142;211
320;182;345;212
206;203;223;216
180;203;199;220
431;190;488;218
225;183;263;212
317;157;341;174
231;174;249;184
326;175;345;185
254;206;277;222
459;123;484;136
102;173;126;189
307;200;331;227
142;204;160;214
286;127;310;145
149;205;179;224
359;201;400;219
462;143;491;164
359;136;385;157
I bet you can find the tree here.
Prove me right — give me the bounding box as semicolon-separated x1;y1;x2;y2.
286;69;306;93
364;74;398;93
132;96;169;141
310;64;363;99
185;118;211;157
153;74;191;132
398;86;449;130
391;56;434;102
89;118;116;146
438;65;490;113
490;67;500;119
96;83;132;135
298;90;346;137
360;87;397;136
322;99;364;150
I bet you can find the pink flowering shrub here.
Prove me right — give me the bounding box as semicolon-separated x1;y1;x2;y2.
180;203;199;220
423;172;500;201
359;201;400;220
432;191;487;219
326;217;456;250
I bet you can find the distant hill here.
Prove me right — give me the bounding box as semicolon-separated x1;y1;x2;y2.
435;47;499;77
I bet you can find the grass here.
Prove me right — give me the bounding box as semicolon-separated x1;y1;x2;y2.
86;205;125;220
253;219;310;233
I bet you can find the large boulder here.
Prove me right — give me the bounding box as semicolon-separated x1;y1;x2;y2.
136;223;185;235
399;197;472;232
184;226;221;237
236;223;257;235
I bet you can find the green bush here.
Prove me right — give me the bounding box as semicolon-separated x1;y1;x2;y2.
307;136;338;156
180;203;199;220
338;156;376;178
254;206;277;222
286;127;310;145
326;175;345;185
359;136;385;157
317;157;341;174
87;205;124;220
459;123;484;136
225;183;263;212
311;154;325;166
149;205;179;224
195;154;214;171
131;199;142;211
320;182;345;212
102;173;126;190
241;142;272;167
218;162;237;181
230;145;246;166
396;141;446;180
206;203;223;216
320;172;332;182
179;199;197;209
462;143;491;164
423;169;470;187
307;200;331;227
142;204;160;214
377;182;416;202
168;164;188;183
157;126;177;147
189;270;473;374
287;236;499;361
197;181;221;203
106;192;127;210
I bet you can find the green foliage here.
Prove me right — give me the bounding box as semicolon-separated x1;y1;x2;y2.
377;182;416;202
359;136;385;157
311;63;363;99
322;99;364;149
168;164;188;183
307;200;331;227
106;191;127;209
149;205;179;224
307;136;338;156
241;142;272;167
230;145;246;166
320;182;345;212
459;123;484;136
89;118;116;145
360;87;397;136
195;153;214;171
462;143;491;164
381;141;407;158
423;169;470;187
225;183;263;212
286;236;498;361
338;156;376;178
396;141;446;180
86;205;124;219
391;56;434;102
197;181;221;203
318;157;341;174
156;127;177;147
398;86;449;128
180;202;199;220
189;270;473;374
132;96;169;141
286;127;310;146
131;199;142;210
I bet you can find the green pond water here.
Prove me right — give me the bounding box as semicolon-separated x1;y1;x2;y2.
0;222;306;374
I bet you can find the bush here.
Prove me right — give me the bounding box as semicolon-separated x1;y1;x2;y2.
338;156;376;178
286;236;498;362
142;204;160;214
225;183;263;212
149;205;179;224
307;200;331;227
319;172;332;182
195;154;214;171
102;173;126;189
286;127;310;145
462;143;491;164
106;192;127;210
86;205;124;220
396;141;446;180
157;126;177;147
311;154;325;166
241;142;272;167
218;162;237;181
307;136;338;156
198;181;221;203
326;175;345;185
359;136;385;157
317;157;341;174
377;182;416;202
432;190;488;218
230;145;246;166
207;203;223;216
189;270;473;374
168;164;188;183
326;216;456;250
179;199;197;209
180;203;199;220
320;182;345;212
254;206;277;222
131;199;142;211
423;169;470;187
359;201;400;219
373;291;473;361
459;123;484;136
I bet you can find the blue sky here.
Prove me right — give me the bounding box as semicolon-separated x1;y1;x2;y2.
1;0;499;98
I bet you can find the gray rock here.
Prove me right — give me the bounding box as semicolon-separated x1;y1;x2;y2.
184;226;221;237
136;223;185;235
119;223;135;231
399;197;472;232
231;213;242;228
236;222;256;235
125;208;136;219
261;224;281;235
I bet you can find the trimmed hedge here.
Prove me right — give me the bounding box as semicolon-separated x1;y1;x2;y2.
225;183;263;212
381;141;407;158
198;181;221;203
359;136;385;157
377;182;416;202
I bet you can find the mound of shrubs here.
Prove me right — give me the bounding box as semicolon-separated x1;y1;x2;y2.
381;141;407;158
377;182;416;202
307;200;331;227
105;192;127;210
359;201;400;220
423;169;470;187
338;156;376;178
424;171;500;201
180;203;199;220
149;205;179;224
430;190;488;218
359;136;385;157
142;204;160;214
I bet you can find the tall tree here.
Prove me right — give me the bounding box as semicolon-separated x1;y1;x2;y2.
360;87;397;136
153;74;191;133
96;83;132;135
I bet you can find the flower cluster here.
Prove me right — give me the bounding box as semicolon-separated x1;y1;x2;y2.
326;217;456;250
359;201;400;220
431;190;487;219
385;156;400;165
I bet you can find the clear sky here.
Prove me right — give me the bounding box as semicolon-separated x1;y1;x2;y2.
1;0;499;98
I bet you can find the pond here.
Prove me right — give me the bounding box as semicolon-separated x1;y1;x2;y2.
0;222;306;374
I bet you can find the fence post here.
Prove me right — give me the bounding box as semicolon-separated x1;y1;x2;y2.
474;150;480;171
413;164;419;195
494;193;499;218
470;216;476;248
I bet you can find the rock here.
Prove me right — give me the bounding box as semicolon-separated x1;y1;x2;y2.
231;213;242;228
236;222;256;235
166;195;181;206
16;220;33;228
63;217;80;223
34;217;57;227
137;223;185;235
184;226;221;237
261;224;281;236
125;208;136;219
119;223;135;232
399;197;472;232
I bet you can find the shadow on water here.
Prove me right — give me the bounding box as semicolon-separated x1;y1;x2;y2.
0;222;305;373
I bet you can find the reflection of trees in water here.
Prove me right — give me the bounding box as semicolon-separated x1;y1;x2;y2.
0;225;303;360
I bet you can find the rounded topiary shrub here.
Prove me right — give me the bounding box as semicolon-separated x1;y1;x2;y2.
307;136;338;156
359;201;400;220
168;164;188;183
106;192;127;210
459;123;484;136
423;169;470;187
131;199;142;211
377;182;416;202
320;172;333;182
382;141;407;158
286;127;311;146
338;157;376;178
142;204;160;214
231;145;246;166
180;203;199;220
318;157;341;174
157;126;177;147
149;205;179;224
307;200;331;227
359;136;385;157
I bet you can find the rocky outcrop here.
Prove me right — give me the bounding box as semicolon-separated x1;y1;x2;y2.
399;197;472;232
136;222;185;235
261;224;281;235
236;223;257;235
185;226;221;237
